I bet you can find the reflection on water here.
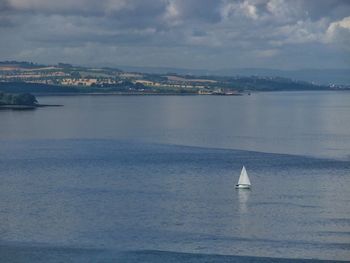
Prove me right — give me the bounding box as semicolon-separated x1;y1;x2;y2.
0;92;350;158
238;189;250;214
237;189;251;239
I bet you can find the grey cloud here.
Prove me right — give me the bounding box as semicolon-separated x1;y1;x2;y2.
0;0;10;11
105;1;168;30
0;15;15;27
297;0;350;21
0;0;349;69
169;0;223;23
5;0;107;16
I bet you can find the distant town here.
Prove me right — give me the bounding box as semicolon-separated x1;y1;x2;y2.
0;61;349;95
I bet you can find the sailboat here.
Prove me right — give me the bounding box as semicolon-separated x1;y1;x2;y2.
235;166;251;189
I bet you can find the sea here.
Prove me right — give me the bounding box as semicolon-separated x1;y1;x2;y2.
0;91;349;262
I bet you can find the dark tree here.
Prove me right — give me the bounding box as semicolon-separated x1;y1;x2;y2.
12;93;38;105
0;92;38;105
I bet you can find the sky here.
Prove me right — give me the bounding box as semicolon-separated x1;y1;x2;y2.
0;0;350;70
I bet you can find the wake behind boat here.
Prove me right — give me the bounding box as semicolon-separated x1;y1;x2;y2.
235;166;251;189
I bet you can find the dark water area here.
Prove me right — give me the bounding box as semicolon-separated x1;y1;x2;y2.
119;250;348;263
0;140;349;261
0;92;350;262
0;249;347;263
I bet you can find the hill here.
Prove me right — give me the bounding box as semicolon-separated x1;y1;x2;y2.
0;61;347;94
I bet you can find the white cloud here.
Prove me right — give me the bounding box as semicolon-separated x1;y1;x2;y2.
221;0;259;20
325;16;350;45
241;1;259;20
266;0;303;22
163;1;182;26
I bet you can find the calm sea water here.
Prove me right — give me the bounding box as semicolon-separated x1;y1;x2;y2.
0;92;349;262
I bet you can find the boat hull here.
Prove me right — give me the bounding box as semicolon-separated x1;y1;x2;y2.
235;184;251;189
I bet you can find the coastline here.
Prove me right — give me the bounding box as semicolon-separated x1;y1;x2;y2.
33;92;243;96
31;89;349;97
0;104;62;110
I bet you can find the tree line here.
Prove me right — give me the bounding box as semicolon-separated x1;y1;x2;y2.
0;92;38;105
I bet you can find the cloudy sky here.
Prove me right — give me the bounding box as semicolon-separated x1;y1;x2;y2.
0;0;349;69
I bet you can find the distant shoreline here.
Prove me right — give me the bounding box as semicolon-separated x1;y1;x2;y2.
32;92;244;96
0;104;62;110
31;89;349;97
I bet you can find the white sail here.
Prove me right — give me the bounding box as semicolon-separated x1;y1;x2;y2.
237;166;251;186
